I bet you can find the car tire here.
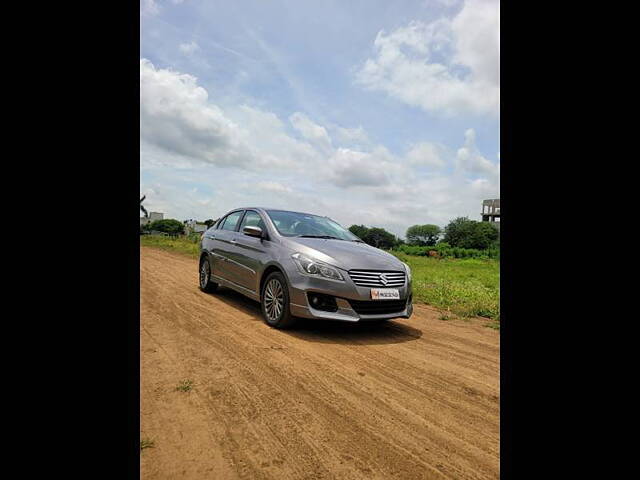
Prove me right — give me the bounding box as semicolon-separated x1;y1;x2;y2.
261;272;296;329
199;256;218;293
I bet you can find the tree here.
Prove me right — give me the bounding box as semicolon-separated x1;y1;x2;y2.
348;224;369;240
148;219;185;235
348;224;400;249
443;217;498;249
443;217;475;248
469;221;499;250
406;224;442;246
362;227;398;249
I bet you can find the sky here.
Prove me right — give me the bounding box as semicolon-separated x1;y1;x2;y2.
140;0;500;238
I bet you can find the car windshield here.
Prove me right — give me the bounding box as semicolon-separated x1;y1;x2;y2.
266;210;361;241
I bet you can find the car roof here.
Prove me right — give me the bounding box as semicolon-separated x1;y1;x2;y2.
229;207;325;217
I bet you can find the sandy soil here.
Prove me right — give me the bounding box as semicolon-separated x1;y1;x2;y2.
140;247;499;479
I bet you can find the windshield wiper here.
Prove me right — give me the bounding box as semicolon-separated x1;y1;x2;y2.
297;235;343;240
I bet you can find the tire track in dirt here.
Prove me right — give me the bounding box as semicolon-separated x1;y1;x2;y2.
140;247;499;479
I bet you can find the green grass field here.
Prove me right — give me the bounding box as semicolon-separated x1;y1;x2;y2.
392;252;500;324
140;234;201;258
140;235;500;327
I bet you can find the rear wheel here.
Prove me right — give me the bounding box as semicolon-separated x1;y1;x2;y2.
261;272;296;328
199;257;218;293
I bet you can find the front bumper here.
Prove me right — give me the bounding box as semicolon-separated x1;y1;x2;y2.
286;266;413;322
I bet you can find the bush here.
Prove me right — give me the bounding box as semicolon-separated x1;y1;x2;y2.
443;217;499;250
471;222;500;250
348;225;401;249
348;224;369;239
186;233;201;243
147;219;185;236
393;243;499;259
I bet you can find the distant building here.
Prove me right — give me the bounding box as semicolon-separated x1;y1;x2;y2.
184;219;208;235
481;199;500;227
140;211;164;227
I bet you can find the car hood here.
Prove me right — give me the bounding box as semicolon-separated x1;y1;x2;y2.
284;237;405;271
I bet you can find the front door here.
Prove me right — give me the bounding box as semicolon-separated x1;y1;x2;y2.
232;210;271;293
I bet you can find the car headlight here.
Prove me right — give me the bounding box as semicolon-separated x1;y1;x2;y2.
402;262;412;282
291;253;344;281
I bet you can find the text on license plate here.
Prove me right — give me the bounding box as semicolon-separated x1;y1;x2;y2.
370;288;400;300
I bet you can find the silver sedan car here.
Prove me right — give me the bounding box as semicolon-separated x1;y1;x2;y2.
199;208;413;328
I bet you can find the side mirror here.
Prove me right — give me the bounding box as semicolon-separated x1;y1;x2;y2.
243;226;263;238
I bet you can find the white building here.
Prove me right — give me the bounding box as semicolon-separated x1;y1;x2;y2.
184;219;207;234
140;211;164;227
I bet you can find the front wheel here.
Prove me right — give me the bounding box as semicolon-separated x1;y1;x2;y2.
261;272;296;329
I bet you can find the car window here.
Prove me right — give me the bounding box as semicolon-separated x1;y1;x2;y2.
215;216;226;229
266;210;359;240
239;210;265;232
220;211;243;231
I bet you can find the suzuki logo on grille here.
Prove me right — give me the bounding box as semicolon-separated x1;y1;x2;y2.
379;273;389;286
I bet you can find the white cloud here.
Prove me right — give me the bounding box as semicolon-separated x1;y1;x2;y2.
324;145;410;189
355;0;499;116
452;0;500;87
255;181;292;193
229;106;324;169
140;59;498;237
406;142;446;168
179;41;199;55
141;133;499;237
141;0;159;16
326;148;390;187
141;0;187;16
140;59;253;166
455;127;499;180
426;0;461;7
332;125;370;146
140;181;217;221
140;59;321;171
289;112;333;154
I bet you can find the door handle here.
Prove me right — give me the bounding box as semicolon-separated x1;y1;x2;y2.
230;239;237;245
205;234;216;240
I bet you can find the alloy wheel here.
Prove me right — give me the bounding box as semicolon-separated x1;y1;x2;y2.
264;278;284;322
200;261;210;289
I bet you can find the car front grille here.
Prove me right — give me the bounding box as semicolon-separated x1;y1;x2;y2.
348;270;406;287
348;299;408;315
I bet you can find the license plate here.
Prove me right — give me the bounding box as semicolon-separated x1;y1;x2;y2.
370;288;400;300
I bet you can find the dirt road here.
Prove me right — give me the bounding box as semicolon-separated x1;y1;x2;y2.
140;247;499;479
